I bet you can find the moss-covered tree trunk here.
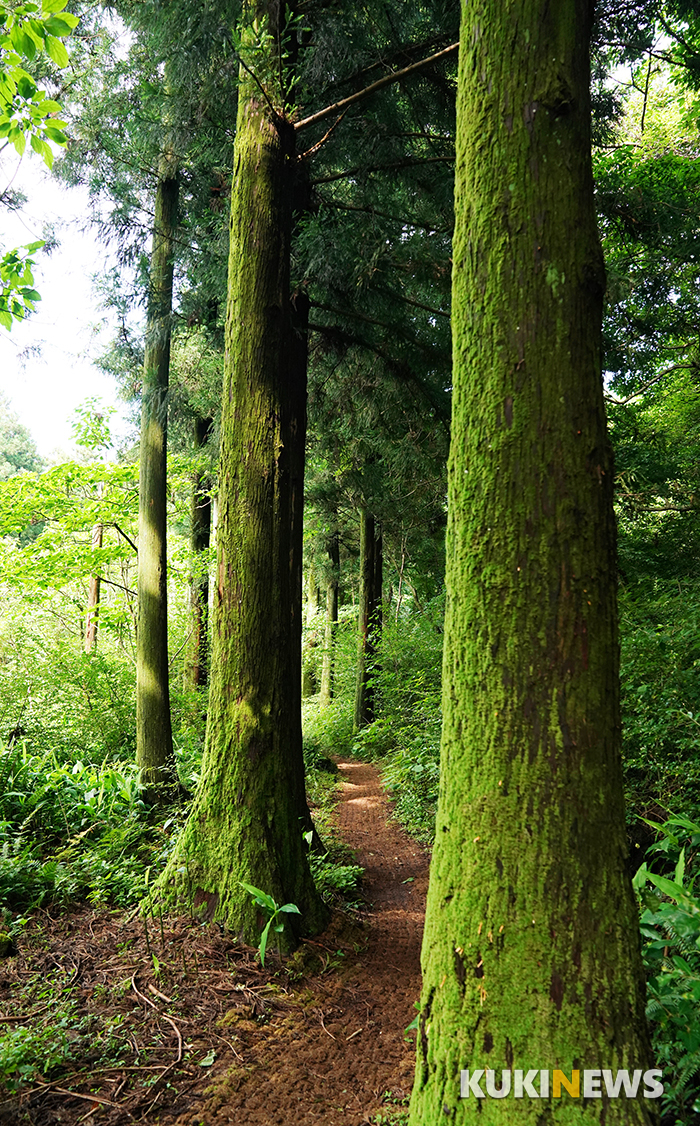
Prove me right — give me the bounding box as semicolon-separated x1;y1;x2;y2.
319;525;339;708
157;3;327;943
354;509;382;730
409;3;655;1124
184;415;212;691
136;160;178;793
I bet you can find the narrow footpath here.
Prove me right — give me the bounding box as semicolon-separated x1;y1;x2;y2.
0;761;430;1126
187;759;431;1126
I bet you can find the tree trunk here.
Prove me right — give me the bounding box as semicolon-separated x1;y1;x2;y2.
353;510;382;730
156;5;327;943
184;415;212;691
409;3;655;1124
136;159;178;795
319;525;339;707
84;520;103;653
302;556;319;697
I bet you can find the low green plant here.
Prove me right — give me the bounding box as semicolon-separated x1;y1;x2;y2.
239;882;301;967
634;815;700;1123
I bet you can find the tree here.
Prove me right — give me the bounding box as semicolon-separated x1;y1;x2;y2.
408;1;655;1123
319;518;339;707
353;508;382;731
156;0;328;942
0;395;42;477
184;415;213;692
135;148;179;794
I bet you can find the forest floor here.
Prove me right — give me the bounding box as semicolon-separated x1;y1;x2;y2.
0;759;430;1126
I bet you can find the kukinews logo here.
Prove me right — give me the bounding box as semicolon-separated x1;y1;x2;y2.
460;1069;664;1100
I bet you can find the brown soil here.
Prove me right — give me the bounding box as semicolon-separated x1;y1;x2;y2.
0;759;429;1126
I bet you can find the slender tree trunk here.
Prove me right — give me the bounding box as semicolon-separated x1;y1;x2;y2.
84;521;103;653
319;525;339;707
409;2;654;1124
353;509;382;730
184;416;212;691
302;557;319;697
136;157;178;794
157;4;327;942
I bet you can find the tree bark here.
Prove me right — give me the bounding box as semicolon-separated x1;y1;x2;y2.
302;556;319;697
353;509;382;730
184;415;212;691
136;160;178;795
84;520;103;653
319;525;339;707
409;2;655;1124
157;3;327;943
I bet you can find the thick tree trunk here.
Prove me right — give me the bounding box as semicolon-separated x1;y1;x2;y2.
157;9;327;943
353;510;382;730
184;416;212;691
319;526;339;707
409;3;655;1124
84;521;103;653
136;162;178;794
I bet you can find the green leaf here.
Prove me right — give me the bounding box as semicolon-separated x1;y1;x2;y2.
43;125;66;144
0;309;13;330
278;903;301;915
646;870;695;904
676;847;686;888
17;74;36;99
42;0;70;11
239;881;276;913
45;34;68;66
199;1049;216;1066
259;917;273;966
12;131;26;156
44;13;77;34
12;27;36;60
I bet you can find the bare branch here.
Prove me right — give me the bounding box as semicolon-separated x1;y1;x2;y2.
111;523;138;554
312;155;453;186
295;42;459;135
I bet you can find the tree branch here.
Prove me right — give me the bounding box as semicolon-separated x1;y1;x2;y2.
312;155;454;186
111;523;138;554
605;364;692;406
295;42;459;135
318;195;451;234
100;576;138;598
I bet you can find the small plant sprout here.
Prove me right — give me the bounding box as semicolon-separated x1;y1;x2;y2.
239;882;301;967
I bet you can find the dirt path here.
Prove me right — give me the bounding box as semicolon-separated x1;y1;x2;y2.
184;759;430;1126
0;760;430;1126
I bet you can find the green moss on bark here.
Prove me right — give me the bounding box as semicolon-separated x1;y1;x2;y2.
136;166;178;793
156;7;327;945
408;2;656;1123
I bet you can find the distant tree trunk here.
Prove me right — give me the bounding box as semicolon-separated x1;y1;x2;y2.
84;520;103;653
156;4;327;943
319;525;339;707
184;416;212;691
290;290;311;714
302;557;320;697
354;510;382;730
408;1;655;1122
136;155;178;795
